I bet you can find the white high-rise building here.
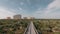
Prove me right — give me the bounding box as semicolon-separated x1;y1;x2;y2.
13;14;21;19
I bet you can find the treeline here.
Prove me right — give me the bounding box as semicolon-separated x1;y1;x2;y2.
0;19;60;34
33;19;60;34
0;19;30;34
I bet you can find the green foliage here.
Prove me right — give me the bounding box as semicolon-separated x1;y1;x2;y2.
0;19;60;34
0;19;29;34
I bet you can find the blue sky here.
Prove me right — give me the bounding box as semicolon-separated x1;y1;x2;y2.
0;0;60;19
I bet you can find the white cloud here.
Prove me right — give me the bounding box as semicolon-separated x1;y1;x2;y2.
19;8;23;10
47;0;60;9
27;0;31;5
33;0;60;19
20;2;24;5
44;0;60;14
0;7;16;19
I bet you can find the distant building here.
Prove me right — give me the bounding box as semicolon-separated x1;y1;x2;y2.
23;17;28;19
28;17;35;19
6;17;11;19
30;17;35;19
13;14;21;19
23;17;35;19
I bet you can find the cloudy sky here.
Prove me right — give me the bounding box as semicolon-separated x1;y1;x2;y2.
0;0;60;19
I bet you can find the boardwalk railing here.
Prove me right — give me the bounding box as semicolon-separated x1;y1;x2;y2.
24;21;38;34
24;22;30;34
